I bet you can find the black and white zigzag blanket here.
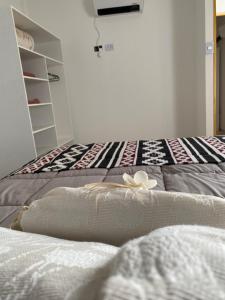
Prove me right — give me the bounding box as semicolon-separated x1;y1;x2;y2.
14;136;225;174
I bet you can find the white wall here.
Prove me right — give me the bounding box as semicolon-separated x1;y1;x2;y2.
196;0;206;136
24;0;212;143
205;0;214;135
217;0;225;14
0;0;25;11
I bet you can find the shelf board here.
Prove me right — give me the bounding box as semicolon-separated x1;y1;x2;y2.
28;103;52;107
18;46;63;65
19;46;45;60
46;56;63;66
24;76;48;82
33;125;55;134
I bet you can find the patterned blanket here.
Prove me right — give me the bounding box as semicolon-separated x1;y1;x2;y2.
14;136;225;174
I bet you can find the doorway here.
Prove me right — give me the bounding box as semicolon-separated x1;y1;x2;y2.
215;0;225;134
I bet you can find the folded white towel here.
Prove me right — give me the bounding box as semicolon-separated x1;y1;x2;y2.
18;187;225;246
16;28;34;50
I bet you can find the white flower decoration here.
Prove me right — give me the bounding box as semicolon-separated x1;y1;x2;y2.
123;171;157;190
85;171;157;191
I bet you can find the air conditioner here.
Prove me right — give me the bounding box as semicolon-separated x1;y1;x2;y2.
93;0;144;16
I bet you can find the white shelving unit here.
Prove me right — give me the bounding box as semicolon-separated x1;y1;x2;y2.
0;6;73;178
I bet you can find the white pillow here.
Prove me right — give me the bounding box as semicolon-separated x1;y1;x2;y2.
18;187;225;246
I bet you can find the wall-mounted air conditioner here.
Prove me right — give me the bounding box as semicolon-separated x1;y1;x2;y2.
93;0;144;16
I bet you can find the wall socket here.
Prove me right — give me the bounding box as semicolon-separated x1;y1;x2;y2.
94;43;114;57
94;45;103;52
105;43;114;51
94;45;103;58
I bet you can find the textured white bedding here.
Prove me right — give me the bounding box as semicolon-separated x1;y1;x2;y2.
99;226;225;300
2;226;225;300
0;228;118;300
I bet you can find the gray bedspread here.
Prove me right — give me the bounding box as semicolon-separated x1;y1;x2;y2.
1;163;225;227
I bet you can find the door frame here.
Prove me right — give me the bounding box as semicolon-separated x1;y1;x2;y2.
214;0;225;135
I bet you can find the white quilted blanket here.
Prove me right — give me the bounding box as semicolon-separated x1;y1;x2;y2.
2;226;225;299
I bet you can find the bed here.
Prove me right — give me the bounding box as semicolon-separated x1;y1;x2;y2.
1;136;225;228
1;136;225;299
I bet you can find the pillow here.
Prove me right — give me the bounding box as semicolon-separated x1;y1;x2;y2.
13;186;225;246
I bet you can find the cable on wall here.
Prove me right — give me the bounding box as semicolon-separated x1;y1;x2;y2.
93;17;102;57
93;17;101;45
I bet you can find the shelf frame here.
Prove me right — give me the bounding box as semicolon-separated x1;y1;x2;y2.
19;45;63;65
33;124;56;135
28;103;52;107
0;5;74;175
23;75;49;82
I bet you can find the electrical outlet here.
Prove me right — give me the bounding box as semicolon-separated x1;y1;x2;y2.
105;43;114;51
94;45;103;58
94;45;103;52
